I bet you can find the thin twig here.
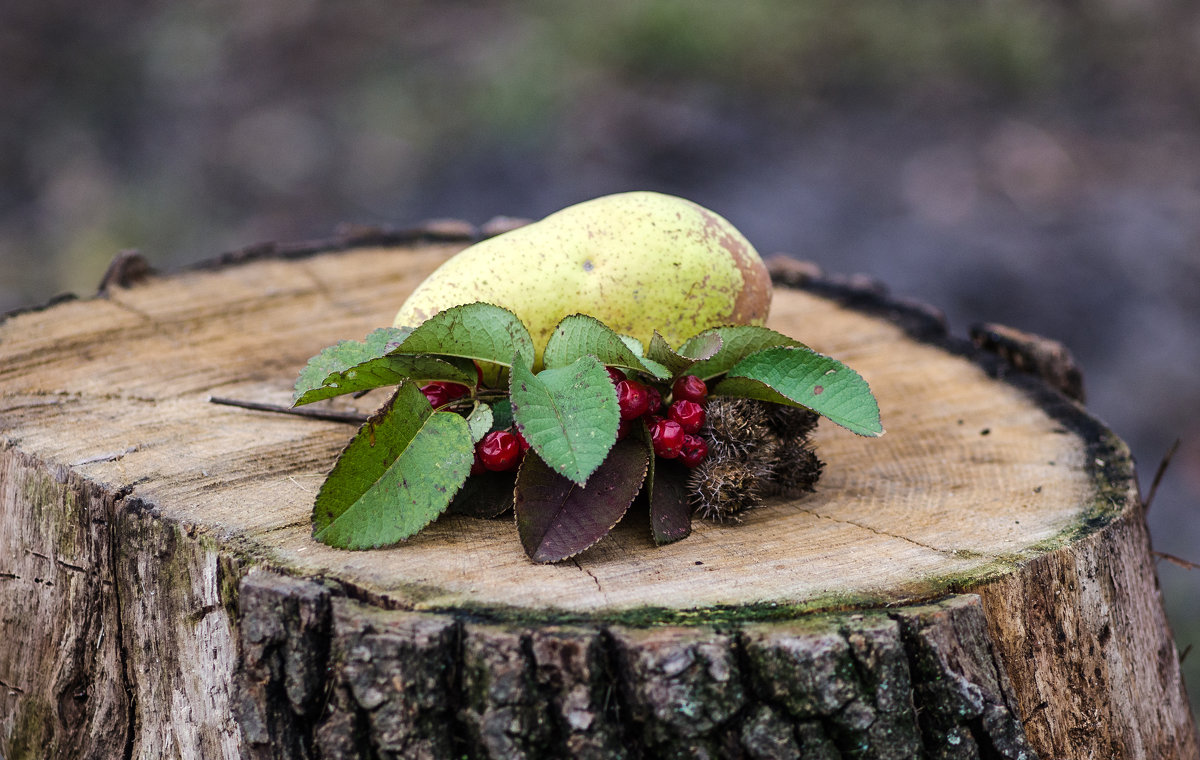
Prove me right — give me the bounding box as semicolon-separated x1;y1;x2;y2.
1152;550;1200;571
1144;437;1181;513
1181;643;1193;664
209;396;366;424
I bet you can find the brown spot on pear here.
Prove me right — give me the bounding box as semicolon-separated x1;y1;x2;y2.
394;192;771;367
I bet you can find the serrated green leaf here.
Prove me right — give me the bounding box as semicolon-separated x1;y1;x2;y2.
515;438;649;563
712;347;883;437
294;327;416;405
646;330;722;378
637;356;671;380
682;326;808;381
542;314;670;380
509;355;619;485
294;354;475;406
489;398;514;432
466;403;494;443
392;302;535;367
619;334;644;356
312;384;473;549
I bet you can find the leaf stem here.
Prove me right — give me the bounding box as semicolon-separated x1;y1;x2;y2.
209;396;367;424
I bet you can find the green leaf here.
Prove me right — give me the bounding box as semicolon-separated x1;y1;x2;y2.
619;334;644;356
542;314;670;380
636;356;671;380
294;327;416;404
312;384;474;549
616;335;672;380
647;454;692;545
509;356;620;485
295;354;475;406
712;347;883;437
489;398;514;432
515;438;649;563
646;330;722;378
466;403;494;443
392;302;535;367
682;326;807;381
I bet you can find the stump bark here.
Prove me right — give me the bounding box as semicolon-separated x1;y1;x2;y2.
0;228;1195;759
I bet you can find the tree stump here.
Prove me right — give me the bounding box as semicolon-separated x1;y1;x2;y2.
0;228;1195;760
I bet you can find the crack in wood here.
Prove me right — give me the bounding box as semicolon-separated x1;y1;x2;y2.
796;506;972;559
573;558;608;604
107;505;138;760
187;603;223;624
0;388;160;405
249;519;311;537
73;446;140;467
102;296;185;346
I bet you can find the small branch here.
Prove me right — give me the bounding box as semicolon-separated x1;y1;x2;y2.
1143;438;1181;513
208;396;367;424
1152;550;1200;571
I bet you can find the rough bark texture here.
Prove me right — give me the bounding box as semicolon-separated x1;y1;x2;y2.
231;576;1034;760
0;229;1195;759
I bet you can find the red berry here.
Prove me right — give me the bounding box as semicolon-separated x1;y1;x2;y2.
680;435;708;467
478;430;521;471
672;375;708;405
422;381;471;408
605;366;627;385
669;399;706;434
616;379;650;420
470;449;487;475
644;385;663;416
513;427;531;452
650;418;685;459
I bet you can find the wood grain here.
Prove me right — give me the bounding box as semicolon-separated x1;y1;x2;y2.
1;240;1194;759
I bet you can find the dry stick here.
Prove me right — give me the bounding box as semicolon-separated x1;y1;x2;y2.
1143;437;1181;513
1152;550;1200;571
208;396;366;424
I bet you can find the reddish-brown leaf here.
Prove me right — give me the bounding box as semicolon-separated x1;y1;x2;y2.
448;470;516;518
515;438;649;563
649;457;692;545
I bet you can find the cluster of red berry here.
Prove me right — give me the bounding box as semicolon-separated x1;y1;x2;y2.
418;366;713;476
418;378;530;474
612;368;710;468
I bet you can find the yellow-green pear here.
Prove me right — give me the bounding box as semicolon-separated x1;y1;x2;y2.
394;191;771;366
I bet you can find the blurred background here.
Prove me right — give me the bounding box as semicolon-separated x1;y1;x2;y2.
2;0;1198;722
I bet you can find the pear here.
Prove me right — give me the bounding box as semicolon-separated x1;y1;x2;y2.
394;191;771;366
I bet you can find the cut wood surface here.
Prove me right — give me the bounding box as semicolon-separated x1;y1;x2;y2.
0;234;1195;759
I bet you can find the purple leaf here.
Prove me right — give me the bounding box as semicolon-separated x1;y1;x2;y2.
649;457;692;545
449;470;516;518
515;438;649;563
